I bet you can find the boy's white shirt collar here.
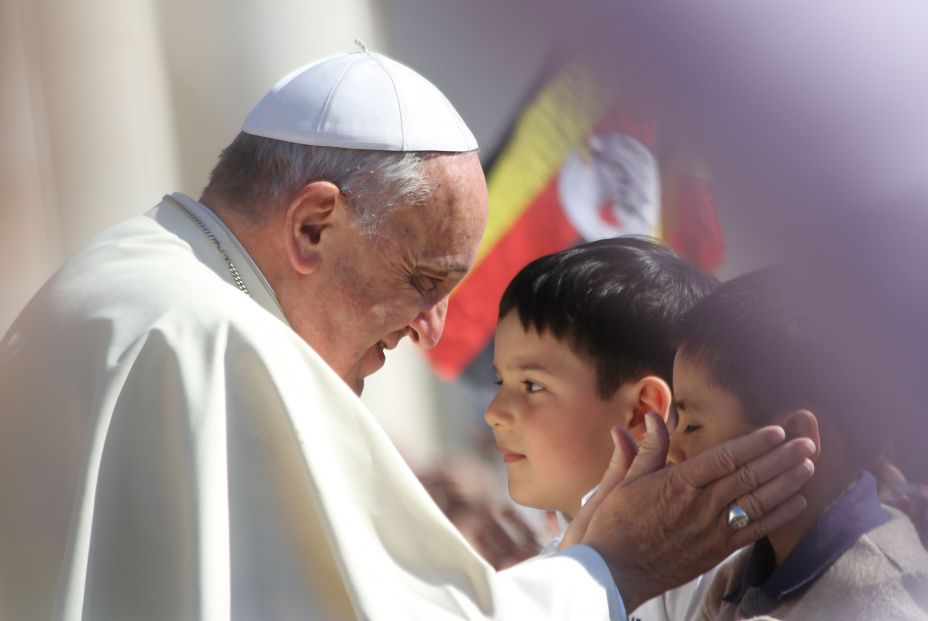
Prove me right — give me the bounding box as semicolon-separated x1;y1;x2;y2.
537;486;602;557
556;485;600;531
582;486;600;507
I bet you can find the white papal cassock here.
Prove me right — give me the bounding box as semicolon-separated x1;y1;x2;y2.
0;193;624;620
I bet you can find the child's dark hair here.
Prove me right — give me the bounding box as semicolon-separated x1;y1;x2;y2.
498;236;717;399
677;267;890;469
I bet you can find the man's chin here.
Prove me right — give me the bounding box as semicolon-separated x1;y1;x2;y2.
365;344;387;373
349;346;387;394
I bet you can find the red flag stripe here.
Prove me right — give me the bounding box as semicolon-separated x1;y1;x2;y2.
427;179;581;379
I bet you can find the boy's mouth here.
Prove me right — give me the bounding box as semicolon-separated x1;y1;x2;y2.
497;445;526;464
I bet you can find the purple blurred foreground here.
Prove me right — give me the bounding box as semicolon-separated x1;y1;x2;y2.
591;1;928;478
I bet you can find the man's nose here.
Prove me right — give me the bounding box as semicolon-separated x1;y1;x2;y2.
406;298;448;350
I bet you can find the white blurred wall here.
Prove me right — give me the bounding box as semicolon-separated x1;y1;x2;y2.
1;0;182;330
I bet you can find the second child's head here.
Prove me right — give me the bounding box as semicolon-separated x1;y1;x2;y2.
668;267;890;495
485;237;716;518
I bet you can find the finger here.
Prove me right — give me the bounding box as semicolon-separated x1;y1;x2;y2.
912;486;928;510
585;427;638;510
680;426;787;489
707;439;816;513
729;492;808;550
623;412;670;483
602;427;638;492
559;426;636;550
729;458;815;521
875;458;909;490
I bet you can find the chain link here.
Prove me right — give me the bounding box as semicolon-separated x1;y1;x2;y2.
169;198;251;297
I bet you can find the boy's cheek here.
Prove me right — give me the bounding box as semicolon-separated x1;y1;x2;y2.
667;432;702;464
666;437;683;464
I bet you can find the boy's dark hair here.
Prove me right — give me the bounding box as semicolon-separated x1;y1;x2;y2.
677;267;889;469
498;236;717;399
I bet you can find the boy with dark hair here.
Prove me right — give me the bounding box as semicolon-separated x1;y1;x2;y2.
485;236;717;620
669;267;928;619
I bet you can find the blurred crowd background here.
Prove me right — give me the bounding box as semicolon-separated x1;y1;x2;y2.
4;0;928;547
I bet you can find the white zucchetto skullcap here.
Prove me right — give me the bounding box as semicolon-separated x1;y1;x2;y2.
242;50;478;152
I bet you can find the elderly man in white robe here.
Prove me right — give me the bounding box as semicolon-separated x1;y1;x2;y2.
0;50;815;620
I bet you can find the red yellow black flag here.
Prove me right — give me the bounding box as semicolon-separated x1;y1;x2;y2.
427;58;724;380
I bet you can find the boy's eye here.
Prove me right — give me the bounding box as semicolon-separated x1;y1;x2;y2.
524;381;544;393
683;424;702;434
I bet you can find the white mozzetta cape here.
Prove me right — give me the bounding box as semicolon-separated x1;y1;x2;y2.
0;194;622;620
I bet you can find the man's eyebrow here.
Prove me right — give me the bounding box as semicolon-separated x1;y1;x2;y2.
417;260;469;276
672;398;689;412
447;262;470;274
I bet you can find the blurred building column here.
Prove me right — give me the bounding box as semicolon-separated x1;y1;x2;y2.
155;0;391;198
0;0;181;332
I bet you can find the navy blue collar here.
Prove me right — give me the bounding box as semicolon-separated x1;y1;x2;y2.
723;471;889;609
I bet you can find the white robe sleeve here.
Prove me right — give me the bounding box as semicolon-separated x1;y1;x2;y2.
3;300;625;620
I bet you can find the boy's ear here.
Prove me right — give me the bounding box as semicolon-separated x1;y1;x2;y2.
781;409;822;460
625;375;672;444
284;181;343;275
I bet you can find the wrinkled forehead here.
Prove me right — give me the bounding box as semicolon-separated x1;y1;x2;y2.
423;152;487;219
393;153;487;263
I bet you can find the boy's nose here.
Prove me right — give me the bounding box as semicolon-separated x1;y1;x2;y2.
484;391;513;429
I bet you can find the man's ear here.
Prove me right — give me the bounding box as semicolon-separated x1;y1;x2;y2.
625;375;672;444
284;181;342;275
781;409;822;461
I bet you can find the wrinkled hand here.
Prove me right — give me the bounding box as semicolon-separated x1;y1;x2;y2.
560;427;639;551
874;457;928;548
564;413;815;612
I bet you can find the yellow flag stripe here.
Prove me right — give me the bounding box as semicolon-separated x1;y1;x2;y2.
477;61;613;264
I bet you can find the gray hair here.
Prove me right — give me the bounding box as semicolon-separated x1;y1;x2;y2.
202;132;435;235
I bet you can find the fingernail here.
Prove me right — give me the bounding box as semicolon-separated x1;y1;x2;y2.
645;412;657;435
801;458;815;477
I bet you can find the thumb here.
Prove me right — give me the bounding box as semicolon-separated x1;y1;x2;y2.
622;411;670;483
873;457;908;502
559;427;637;550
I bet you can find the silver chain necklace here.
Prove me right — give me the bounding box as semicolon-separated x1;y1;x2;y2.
169;198;251;297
